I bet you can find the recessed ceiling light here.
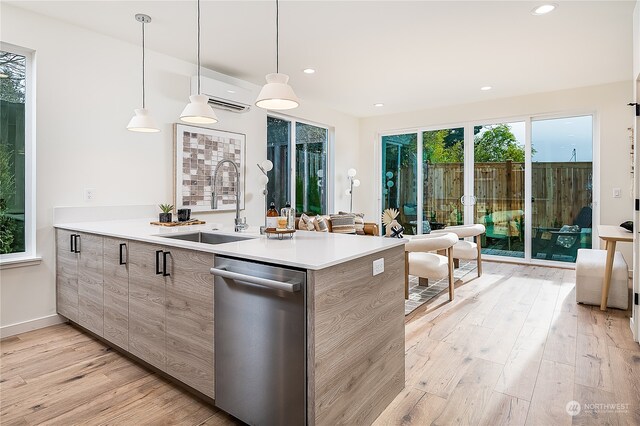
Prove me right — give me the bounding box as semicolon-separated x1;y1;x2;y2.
480;86;492;91
374;103;384;107
226;89;236;94
303;68;316;74
532;4;556;15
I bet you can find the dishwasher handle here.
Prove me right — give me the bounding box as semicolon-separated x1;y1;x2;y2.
210;267;301;293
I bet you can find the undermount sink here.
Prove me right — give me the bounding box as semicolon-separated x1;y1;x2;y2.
160;232;253;245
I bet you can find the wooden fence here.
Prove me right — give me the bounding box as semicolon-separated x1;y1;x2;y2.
423;161;592;227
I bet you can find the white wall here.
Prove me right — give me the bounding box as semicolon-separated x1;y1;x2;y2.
0;4;359;331
634;0;640;81
358;81;635;263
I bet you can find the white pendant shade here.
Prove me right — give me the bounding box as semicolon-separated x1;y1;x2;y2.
127;108;160;133
180;94;218;124
255;73;299;110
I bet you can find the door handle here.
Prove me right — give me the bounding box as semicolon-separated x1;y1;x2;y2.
70;234;75;253
119;243;127;265
162;251;171;277
155;250;163;275
74;235;81;253
210;267;301;293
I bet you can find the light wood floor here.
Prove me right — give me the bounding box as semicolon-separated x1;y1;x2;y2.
2;262;639;425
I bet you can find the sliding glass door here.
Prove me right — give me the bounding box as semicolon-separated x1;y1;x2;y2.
423;128;465;231
381;133;417;235
531;116;593;262
473;122;526;258
380;114;593;264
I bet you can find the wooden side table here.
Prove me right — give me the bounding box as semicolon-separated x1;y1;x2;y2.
597;225;633;310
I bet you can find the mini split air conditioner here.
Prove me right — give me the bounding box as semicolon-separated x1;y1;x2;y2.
190;76;255;114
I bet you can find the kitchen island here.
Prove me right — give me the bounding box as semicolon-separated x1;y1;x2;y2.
54;219;406;426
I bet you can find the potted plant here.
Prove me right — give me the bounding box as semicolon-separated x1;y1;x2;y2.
158;204;174;223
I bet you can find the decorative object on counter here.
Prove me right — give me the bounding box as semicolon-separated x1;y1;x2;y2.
266;201;279;230
257;160;273;234
180;0;218;124
264;228;295;239
382;208;400;236
158;203;174;223
345;168;361;212
177;208;191;222
389;224;404;238
127;14;159;133
313;215;330;232
276;216;288;230
255;0;299;110
150;219;205;227
174;124;245;212
280;202;295;230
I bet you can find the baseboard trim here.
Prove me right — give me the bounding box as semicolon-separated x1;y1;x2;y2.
0;314;67;338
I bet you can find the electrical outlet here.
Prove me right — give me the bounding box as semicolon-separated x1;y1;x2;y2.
373;258;384;276
84;188;96;201
613;188;621;198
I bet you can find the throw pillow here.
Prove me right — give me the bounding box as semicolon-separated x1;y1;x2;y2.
314;215;330;232
330;213;356;234
340;211;365;235
298;213;315;231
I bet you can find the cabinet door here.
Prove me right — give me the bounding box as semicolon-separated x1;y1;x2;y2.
128;241;166;371
166;248;215;398
56;229;78;322
77;233;104;336
104;237;129;349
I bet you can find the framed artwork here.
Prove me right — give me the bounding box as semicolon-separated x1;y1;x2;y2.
174;124;246;212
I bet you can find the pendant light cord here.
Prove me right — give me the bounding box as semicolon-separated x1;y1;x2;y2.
197;0;201;95
142;20;146;108
276;0;279;73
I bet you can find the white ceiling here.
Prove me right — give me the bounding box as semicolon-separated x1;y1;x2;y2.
8;0;636;117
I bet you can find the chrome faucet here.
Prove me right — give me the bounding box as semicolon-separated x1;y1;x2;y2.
211;159;248;232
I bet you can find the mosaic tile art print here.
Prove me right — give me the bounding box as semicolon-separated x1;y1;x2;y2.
174;124;246;212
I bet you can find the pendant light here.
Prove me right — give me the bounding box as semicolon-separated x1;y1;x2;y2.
180;0;218;124
127;14;160;133
255;0;299;110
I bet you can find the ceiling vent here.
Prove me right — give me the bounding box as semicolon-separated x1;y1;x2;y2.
207;96;251;113
192;76;255;115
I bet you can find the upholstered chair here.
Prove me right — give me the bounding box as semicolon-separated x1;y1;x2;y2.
404;232;458;301
433;224;486;276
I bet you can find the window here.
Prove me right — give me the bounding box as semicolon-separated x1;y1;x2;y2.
266;116;330;215
381;133;417;235
0;46;33;260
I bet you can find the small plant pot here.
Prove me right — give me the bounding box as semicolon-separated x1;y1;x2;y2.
159;212;172;223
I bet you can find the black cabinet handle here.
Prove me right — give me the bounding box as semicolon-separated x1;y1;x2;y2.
74;235;81;253
70;234;75;253
155;250;163;275
162;251;171;277
119;243;127;265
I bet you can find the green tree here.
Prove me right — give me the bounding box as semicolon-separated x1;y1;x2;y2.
423;128;464;163
473;124;525;162
0;52;26;103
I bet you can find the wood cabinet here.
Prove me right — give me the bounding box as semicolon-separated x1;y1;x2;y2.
77;233;104;336
165;248;214;398
56;231;214;399
56;229;79;322
128;240;168;371
103;237;129;350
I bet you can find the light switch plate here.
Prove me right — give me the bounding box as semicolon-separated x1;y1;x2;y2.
373;258;384;276
613;188;621;198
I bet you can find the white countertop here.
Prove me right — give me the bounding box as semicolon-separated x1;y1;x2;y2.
54;219;406;270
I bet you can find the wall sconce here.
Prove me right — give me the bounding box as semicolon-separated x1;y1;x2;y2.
345;168;361;212
257;160;273;234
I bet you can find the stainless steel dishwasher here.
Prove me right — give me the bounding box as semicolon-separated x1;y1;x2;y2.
210;256;306;426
